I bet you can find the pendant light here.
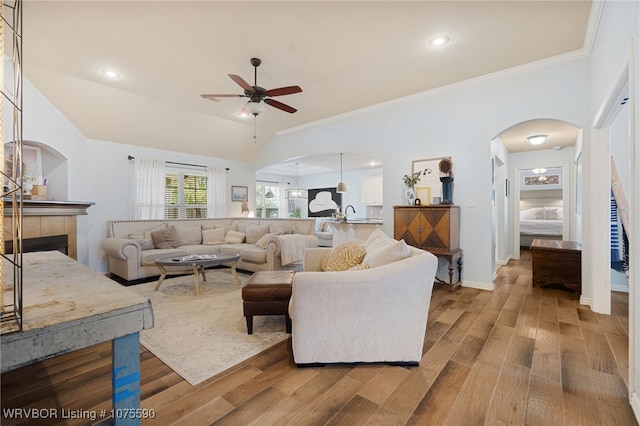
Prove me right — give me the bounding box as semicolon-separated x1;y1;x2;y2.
286;163;308;199
337;153;347;193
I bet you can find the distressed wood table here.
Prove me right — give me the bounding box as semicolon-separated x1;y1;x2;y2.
1;251;154;425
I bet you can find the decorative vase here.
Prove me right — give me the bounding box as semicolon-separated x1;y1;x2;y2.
405;187;415;205
440;177;454;204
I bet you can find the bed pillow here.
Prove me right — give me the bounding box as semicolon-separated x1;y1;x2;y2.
519;208;539;220
543;208;558;220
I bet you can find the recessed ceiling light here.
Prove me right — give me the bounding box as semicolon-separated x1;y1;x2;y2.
527;135;547;145
429;35;450;46
102;70;120;78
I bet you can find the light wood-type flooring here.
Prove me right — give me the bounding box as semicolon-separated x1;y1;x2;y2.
1;250;637;425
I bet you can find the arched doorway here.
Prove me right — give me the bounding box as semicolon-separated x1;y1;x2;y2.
490;119;582;270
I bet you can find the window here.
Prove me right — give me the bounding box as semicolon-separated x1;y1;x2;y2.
256;184;279;218
165;169;208;219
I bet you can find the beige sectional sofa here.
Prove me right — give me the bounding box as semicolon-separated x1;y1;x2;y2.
103;218;317;282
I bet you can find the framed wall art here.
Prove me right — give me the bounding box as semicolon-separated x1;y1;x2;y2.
307;187;342;217
231;185;248;202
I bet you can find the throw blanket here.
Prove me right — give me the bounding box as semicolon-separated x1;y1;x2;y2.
279;234;312;266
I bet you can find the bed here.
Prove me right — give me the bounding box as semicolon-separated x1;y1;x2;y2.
520;207;563;247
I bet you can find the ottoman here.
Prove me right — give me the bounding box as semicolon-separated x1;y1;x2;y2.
241;270;294;334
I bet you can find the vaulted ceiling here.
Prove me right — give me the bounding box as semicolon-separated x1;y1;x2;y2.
21;1;592;168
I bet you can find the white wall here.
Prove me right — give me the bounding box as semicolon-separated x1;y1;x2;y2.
19;77;257;273
85;139;254;272
257;58;590;290
587;0;639;419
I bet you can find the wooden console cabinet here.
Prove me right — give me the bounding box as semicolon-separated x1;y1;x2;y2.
531;239;581;294
394;205;462;292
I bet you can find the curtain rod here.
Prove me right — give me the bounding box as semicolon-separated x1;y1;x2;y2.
127;155;229;171
257;179;290;185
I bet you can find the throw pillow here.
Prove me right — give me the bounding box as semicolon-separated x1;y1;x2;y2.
321;242;366;272
270;223;294;235
225;230;246;244
362;238;411;268
151;225;179;249
129;223;166;250
245;224;270;245
174;225;202;246
362;228;393;251
535;208;546;220
255;233;277;249
202;228;226;245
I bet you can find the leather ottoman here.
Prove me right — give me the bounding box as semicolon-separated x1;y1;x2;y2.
241;270;294;334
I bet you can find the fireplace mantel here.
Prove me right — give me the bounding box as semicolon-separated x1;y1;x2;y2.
3;198;94;259
2;199;94;216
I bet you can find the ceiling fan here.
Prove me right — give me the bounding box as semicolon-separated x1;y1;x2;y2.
201;57;302;115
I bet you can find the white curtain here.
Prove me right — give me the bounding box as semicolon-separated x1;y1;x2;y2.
207;165;226;218
134;157;165;219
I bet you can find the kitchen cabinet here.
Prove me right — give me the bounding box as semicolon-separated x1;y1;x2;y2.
394;205;462;292
362;176;383;205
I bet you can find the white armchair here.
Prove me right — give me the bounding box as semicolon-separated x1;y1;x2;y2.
289;244;438;366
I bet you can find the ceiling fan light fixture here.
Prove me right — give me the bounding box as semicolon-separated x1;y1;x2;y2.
244;101;266;116
527;135;547;145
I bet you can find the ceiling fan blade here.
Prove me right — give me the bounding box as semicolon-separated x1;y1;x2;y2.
200;94;245;100
264;85;303;97
228;74;254;92
264;98;297;114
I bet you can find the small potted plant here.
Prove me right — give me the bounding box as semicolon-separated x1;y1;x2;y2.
402;169;426;205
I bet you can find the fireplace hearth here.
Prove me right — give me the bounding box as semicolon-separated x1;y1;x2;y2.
5;235;68;256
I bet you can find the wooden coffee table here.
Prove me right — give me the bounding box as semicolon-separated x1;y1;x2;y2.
154;253;242;295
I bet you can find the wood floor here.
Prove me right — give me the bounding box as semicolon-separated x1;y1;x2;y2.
1;250;637;425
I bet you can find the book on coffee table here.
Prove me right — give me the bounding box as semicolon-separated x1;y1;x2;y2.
182;254;218;261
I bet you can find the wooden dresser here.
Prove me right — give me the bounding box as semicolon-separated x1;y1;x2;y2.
531;239;582;294
394;205;462;292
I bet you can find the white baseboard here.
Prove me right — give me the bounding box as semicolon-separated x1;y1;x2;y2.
579;296;592;307
611;284;630;293
496;255;513;266
461;280;494;291
631;391;640;424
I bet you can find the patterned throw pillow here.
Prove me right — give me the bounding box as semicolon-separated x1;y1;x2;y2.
151;225;179;249
321;242;366;272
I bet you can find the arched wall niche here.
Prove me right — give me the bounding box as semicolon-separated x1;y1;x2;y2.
4;140;69;200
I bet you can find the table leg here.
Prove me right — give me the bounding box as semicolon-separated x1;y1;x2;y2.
154;265;167;291
192;263;200;295
112;332;141;425
231;263;242;286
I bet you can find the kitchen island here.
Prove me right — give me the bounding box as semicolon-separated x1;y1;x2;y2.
327;219;383;246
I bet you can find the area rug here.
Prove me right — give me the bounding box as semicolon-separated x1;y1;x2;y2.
126;269;290;385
